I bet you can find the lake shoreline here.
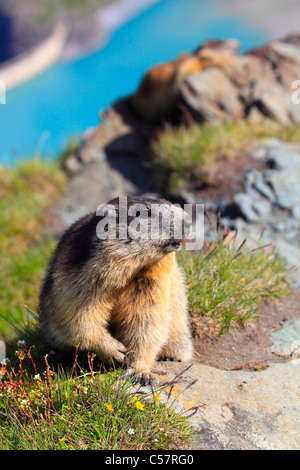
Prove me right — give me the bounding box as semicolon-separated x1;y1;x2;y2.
60;0;162;62
59;0;300;63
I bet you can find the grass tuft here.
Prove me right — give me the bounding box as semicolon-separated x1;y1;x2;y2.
151;120;300;194
179;227;291;336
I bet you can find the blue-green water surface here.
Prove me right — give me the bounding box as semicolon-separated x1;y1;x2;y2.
0;0;267;165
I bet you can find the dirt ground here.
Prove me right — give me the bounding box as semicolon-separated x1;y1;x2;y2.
192;287;300;371
191;151;265;207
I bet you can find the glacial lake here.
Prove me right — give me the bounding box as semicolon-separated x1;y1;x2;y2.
0;0;267;165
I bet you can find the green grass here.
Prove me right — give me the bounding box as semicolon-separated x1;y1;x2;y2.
0;345;192;450
178;226;291;336
151;120;300;194
0;158;66;337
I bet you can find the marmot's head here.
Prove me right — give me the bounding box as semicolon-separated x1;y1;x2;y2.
94;196;192;265
53;197;192;288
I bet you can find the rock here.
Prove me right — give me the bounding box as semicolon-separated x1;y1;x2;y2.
264;143;300;170
270;318;300;358
127;33;300;125
257;89;293;126
154;361;300;450
233;192;260;222
129;39;240;122
222;54;265;88
292;205;300;220
252;197;272;217
63;99;157;175
250;141;300;209
275;219;299;233
216;139;300;294
194;38;241;57
249;37;300;89
48;157;157;230
64;154;83;174
270;40;300;64
245;169;275;201
180;68;243;122
267;175;300;211
277;191;300;210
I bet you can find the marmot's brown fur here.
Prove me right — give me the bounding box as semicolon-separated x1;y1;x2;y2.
39;197;194;383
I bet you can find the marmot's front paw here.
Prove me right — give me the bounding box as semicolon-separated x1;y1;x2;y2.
123;368;153;386
97;339;127;365
138;372;153;386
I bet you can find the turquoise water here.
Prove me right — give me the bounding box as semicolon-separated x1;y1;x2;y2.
0;0;267;165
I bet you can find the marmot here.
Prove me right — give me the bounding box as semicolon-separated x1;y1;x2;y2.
39;196;194;383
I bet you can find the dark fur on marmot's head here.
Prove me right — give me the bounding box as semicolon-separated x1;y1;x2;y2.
58;196;192;271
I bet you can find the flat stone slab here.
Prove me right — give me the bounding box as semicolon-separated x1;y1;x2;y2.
154;361;300;450
270;318;300;358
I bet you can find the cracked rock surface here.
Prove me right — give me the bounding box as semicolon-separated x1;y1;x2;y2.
154;360;300;450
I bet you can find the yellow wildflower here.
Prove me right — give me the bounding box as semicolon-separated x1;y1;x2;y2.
134;401;145;411
105;403;113;412
152;393;161;402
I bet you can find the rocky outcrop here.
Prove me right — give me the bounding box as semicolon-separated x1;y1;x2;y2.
129;39;240;122
154;360;300;450
131;34;300;125
218;139;300;290
64;34;300;174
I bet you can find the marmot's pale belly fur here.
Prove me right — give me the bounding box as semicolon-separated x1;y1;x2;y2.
39;197;194;382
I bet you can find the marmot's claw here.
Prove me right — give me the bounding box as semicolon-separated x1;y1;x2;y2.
121;356;134;369
140;373;153;386
161;355;181;362
121;356;128;369
122;368;153;386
